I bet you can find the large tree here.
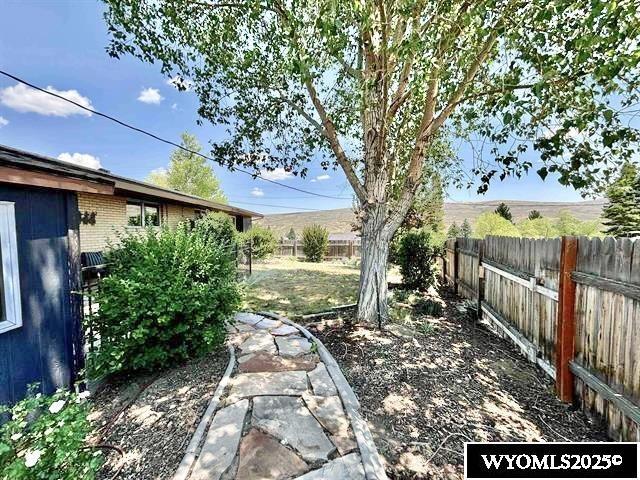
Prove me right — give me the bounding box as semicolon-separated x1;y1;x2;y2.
105;0;640;324
148;132;227;203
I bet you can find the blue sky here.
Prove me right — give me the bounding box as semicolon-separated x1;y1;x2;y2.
0;1;588;215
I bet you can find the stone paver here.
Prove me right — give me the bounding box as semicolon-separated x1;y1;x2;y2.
238;331;276;355
238;352;319;373
276;336;313;357
293;453;366;480
254;318;282;329
234;312;265;326
308;363;338;396
252;396;336;463
183;313;381;480
190;399;249;480
227;371;308;402
271;324;299;336
235;429;309;480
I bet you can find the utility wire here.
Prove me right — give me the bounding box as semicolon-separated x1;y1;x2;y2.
0;69;353;201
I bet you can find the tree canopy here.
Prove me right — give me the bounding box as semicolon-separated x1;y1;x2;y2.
147;133;227;203
494;202;513;223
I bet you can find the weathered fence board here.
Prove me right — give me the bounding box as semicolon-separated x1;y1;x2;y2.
276;239;361;259
442;235;639;441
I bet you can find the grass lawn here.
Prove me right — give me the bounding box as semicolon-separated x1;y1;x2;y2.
242;257;361;317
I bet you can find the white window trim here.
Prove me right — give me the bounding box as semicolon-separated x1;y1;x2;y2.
0;202;22;334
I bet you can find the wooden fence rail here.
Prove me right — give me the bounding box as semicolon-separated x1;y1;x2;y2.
276;239;361;259
441;235;640;442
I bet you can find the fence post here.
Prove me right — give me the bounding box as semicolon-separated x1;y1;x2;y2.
453;238;459;294
348;240;353;259
293;239;297;257
556;235;578;403
476;239;484;319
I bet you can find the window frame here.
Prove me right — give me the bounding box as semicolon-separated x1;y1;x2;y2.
0;202;22;334
127;199;162;228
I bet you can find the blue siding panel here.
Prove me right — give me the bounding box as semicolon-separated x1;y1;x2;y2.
0;185;78;405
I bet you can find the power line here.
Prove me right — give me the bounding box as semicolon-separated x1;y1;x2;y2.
230;200;323;211
0;69;353;201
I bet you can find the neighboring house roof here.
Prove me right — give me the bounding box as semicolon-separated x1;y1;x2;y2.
328;232;360;241
0;144;262;218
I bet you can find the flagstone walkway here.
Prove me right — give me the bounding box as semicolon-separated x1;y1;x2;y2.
175;312;387;480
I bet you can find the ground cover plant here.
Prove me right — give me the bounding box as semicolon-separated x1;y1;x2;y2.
0;387;101;479
91;222;241;376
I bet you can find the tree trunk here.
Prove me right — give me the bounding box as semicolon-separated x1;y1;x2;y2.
356;204;391;326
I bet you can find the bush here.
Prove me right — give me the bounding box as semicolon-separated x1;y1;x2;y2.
92;226;241;375
193;212;238;251
302;224;329;262
240;226;277;260
0;386;101;479
397;228;440;291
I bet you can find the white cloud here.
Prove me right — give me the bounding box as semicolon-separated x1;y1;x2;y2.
171;103;178;110
0;116;8;127
260;168;293;181
316;174;330;181
251;187;265;197
137;88;163;104
57;152;102;169
0;83;93;117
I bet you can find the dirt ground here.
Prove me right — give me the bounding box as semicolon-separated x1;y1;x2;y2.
307;287;608;480
89;348;228;480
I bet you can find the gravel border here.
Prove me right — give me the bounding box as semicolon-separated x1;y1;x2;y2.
172;344;236;480
259;311;389;480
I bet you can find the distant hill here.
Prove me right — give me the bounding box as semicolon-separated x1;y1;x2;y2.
256;199;606;237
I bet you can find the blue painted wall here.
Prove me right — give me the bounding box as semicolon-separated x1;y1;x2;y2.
0;185;81;405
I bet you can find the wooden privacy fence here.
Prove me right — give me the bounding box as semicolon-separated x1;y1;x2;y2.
276;239;361;259
439;235;640;441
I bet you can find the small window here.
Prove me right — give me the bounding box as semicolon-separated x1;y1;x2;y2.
0;202;22;334
144;204;160;227
127;200;161;227
127;200;142;226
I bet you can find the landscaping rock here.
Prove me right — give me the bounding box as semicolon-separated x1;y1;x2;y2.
238;332;277;356
271;324;300;336
234;312;265;326
302;394;349;436
237;352;319;373
308;363;338;396
293;453;365;480
235;323;256;333
276;336;313;357
235;428;309;480
252;396;336;463
330;432;358;455
190;399;248;480
254;318;282;329
227;371;308;402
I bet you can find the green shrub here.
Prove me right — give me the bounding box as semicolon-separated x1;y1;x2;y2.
193;212;238;251
397;228;440;291
240;226;277;260
92;226;241;376
0;386;101;479
302;224;329;262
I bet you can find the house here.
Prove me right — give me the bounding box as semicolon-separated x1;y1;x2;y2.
0;144;261;405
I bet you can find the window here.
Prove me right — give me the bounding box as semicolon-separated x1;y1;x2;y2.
0;202;22;334
127;200;161;227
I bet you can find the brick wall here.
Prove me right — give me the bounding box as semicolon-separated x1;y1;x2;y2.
78;192;242;252
77;192;127;252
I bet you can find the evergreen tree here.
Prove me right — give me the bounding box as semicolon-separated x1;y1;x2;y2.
602;163;640;237
494;203;514;223
528;210;542;220
286;228;297;240
447;222;461;239
460;219;472;238
401;173;445;233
